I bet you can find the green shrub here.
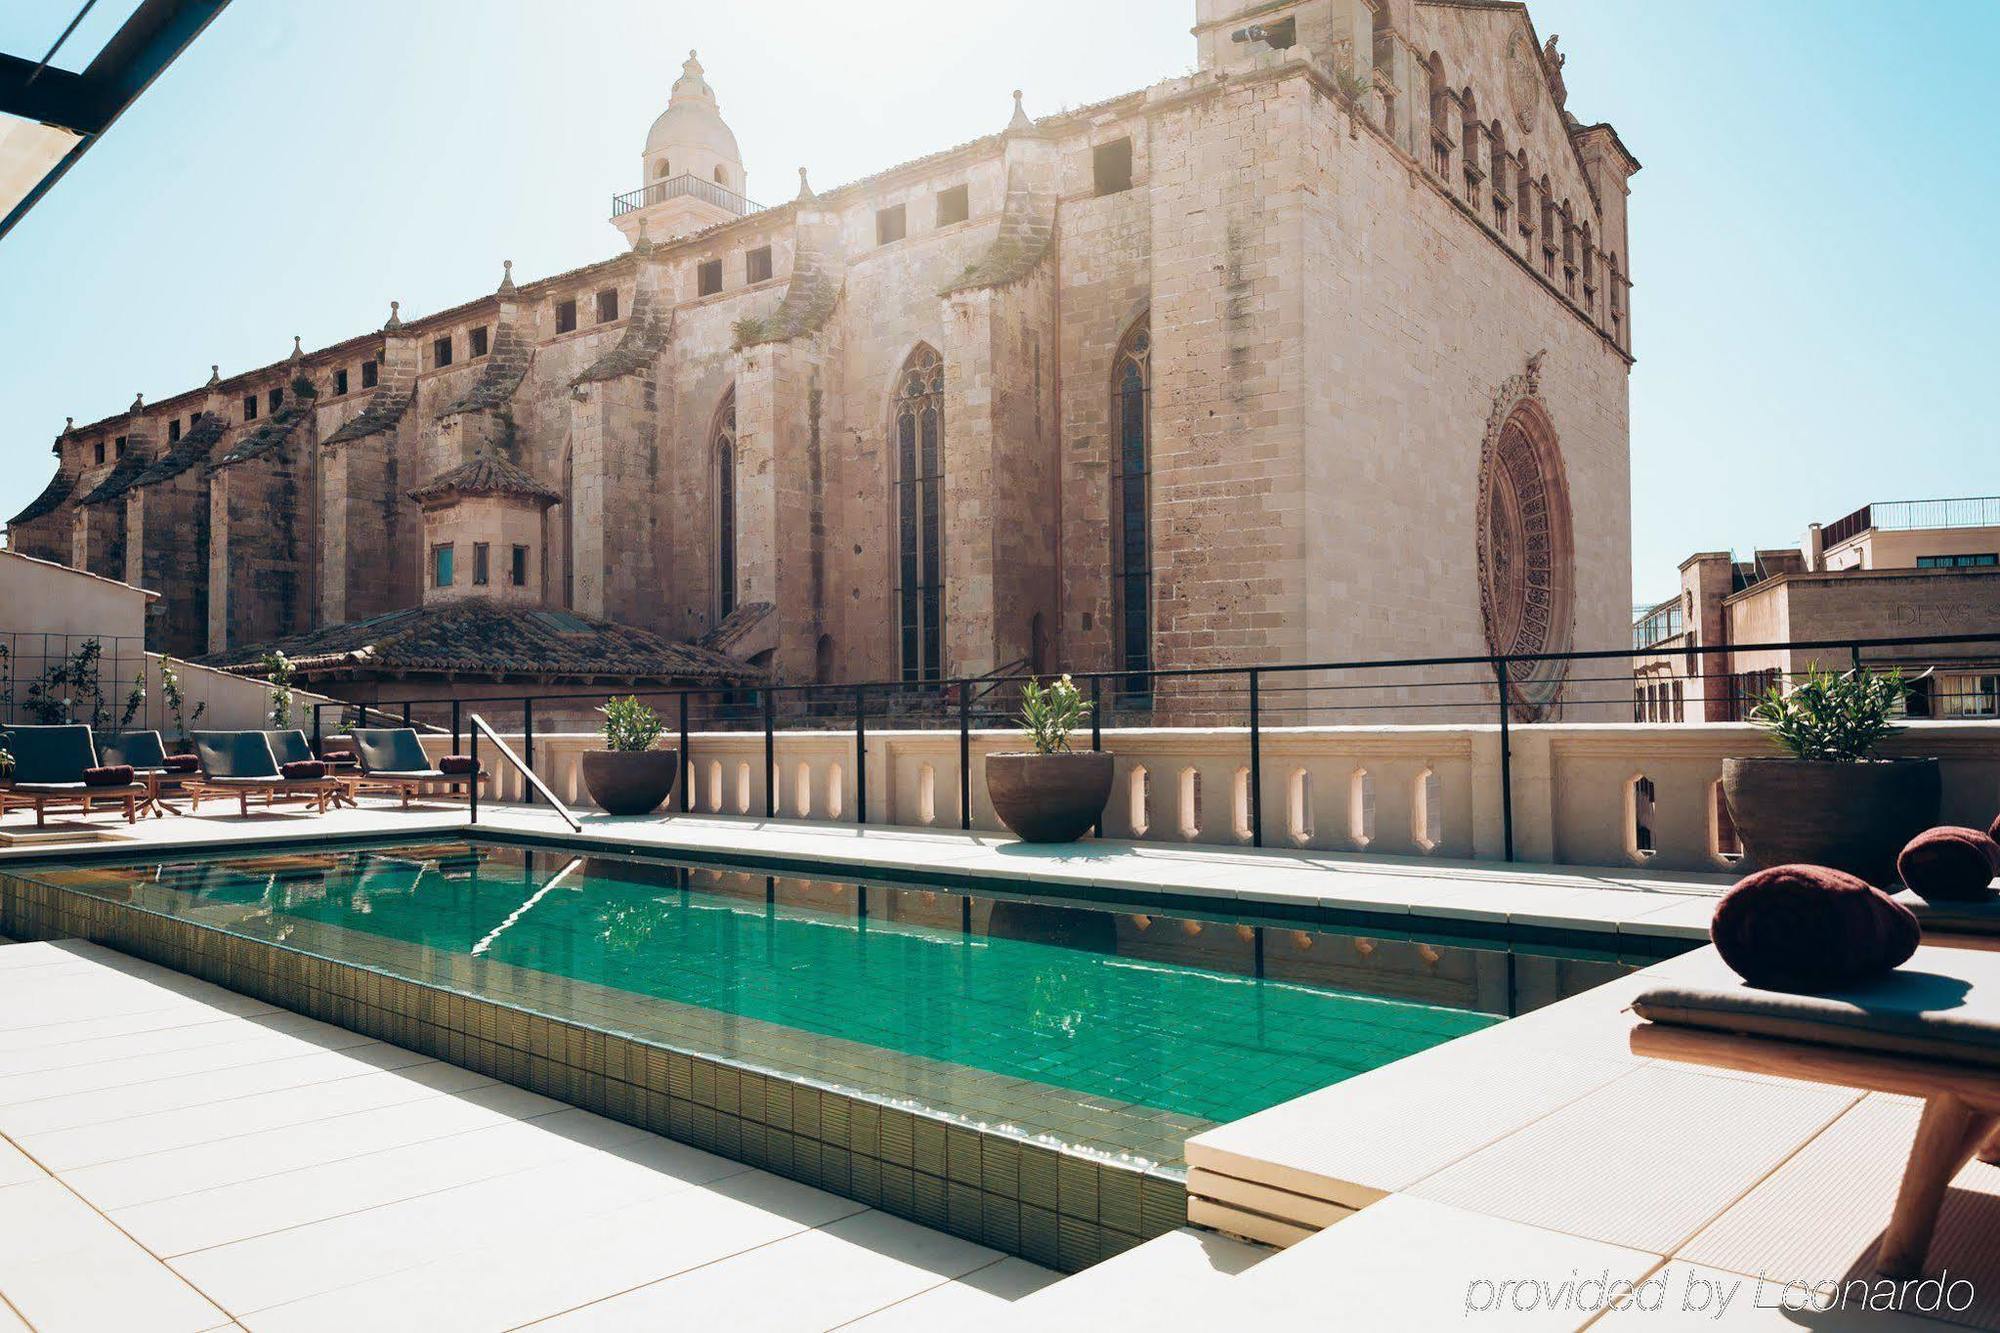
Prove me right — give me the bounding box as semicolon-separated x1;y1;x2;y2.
600;696;664;752
1750;666;1908;762
1017;675;1092;756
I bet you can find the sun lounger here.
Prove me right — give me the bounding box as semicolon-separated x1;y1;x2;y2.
348;727;484;807
184;731;337;816
99;730;185;817
263;729;359;808
1631;945;2000;1277
0;724;152;825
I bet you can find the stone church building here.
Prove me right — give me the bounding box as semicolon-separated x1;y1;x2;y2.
7;0;1636;718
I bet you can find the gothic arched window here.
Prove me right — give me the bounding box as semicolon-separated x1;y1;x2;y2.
893;345;946;682
713;388;737;621
1112;317;1152;694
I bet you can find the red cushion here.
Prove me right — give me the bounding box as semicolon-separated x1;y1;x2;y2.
82;764;135;788
163;753;200;773
280;760;328;780
438;755;479;776
1898;827;2000;902
1711;864;1919;992
1989;812;2000;846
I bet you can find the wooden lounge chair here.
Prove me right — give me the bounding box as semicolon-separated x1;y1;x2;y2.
184;731;337;816
0;723;152;825
263;729;359;809
348;727;484;807
100;730;187;817
1632;945;2000;1278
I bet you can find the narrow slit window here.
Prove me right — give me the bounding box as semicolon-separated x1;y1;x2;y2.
713;389;737;621
892;345;946;682
472;542;490;586
510;544;528;587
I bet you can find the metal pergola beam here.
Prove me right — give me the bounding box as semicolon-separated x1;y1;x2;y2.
0;0;230;243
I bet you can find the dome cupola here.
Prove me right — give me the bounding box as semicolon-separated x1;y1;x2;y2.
613;50;752;246
642;51;743;196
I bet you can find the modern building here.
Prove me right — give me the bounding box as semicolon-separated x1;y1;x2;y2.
9;0;1638;721
1633;496;2000;722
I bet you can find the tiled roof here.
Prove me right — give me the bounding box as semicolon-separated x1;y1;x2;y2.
407;453;561;507
133;411;229;487
197;598;759;684
321;384;412;447
211;400;312;471
8;467;77;526
76;452;152;507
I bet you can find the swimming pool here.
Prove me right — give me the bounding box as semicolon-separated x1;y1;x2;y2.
6;839;1639;1174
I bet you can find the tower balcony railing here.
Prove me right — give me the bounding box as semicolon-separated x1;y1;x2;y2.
611;173;760;220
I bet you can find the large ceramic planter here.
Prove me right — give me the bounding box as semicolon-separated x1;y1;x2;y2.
580;748;680;817
986;750;1115;844
1721;757;1940;884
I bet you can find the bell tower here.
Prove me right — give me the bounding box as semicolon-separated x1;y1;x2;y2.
611;51;750;246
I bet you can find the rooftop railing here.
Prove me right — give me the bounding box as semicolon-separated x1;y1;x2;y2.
610;173;760;220
1823;497;2000;548
310;629;2000;874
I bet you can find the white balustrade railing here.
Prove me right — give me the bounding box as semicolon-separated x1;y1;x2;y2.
413;721;2000;874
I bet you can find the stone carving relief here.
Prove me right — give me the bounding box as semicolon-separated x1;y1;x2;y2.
1505;32;1541;133
1477;350;1576;721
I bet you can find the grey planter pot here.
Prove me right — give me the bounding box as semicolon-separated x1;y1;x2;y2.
986;750;1115;844
1721;756;1941;885
580;748;680;817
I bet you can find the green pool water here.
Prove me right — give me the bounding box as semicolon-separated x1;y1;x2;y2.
35;840;1568;1165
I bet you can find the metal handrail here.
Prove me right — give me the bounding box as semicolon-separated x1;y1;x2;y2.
610;172;759;219
468;713;581;832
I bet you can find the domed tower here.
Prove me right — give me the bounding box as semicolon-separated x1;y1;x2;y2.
611;50;751;246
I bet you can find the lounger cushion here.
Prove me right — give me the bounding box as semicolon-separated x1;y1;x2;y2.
1710;864;1919;992
82;765;135;788
438;755;479;776
192;731;283;781
1635;944;2000;1071
0;724;98;785
100;731;168;771
351;728;433;776
281;760;328;780
1898;827;2000;903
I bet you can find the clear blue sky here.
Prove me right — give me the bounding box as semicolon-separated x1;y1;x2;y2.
1;1;1994;608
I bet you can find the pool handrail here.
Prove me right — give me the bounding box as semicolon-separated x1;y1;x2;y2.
468;713;581;832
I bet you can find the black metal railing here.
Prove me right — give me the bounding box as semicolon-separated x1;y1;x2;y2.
1823;496;2000;547
305;630;2000;863
610;173;759;219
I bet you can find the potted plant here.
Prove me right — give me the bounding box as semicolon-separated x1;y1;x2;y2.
1723;667;1939;884
985;674;1114;844
580;696;680;816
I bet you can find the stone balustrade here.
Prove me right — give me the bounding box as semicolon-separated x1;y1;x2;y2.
419;721;2000;875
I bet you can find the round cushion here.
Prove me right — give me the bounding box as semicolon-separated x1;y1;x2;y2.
1988;812;2000;846
81;764;136;788
1898;826;2000;902
163;753;200;773
438;755;480;776
280;760;328;781
1711;864;1919;992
